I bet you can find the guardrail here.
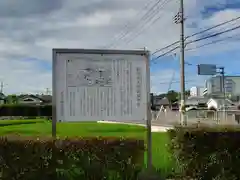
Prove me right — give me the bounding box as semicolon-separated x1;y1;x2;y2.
151;109;240;126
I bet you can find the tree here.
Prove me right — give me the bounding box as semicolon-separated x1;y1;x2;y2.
176;90;191;100
166;90;178;104
156;89;191;104
185;90;190;96
6;94;18;104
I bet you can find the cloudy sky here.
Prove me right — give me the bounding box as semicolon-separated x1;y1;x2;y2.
1;0;240;95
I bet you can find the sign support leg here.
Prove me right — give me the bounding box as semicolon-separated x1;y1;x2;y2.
147;104;152;171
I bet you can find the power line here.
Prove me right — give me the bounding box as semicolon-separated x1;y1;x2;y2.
124;0;174;45
185;35;240;65
152;41;179;55
153;24;240;59
185;15;240;39
199;19;240;44
153;16;240;54
158;80;194;84
185;24;240;45
186;33;240;51
153;46;179;61
104;0;157;48
107;0;166;48
108;0;168;48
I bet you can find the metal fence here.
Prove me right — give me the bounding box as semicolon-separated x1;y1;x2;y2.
151;109;240;126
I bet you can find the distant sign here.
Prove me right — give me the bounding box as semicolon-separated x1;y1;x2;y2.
197;64;216;75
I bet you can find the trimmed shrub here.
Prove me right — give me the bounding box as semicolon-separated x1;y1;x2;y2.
168;125;240;179
0;104;52;117
0;136;144;180
0;119;45;127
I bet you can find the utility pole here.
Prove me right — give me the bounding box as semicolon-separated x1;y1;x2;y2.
219;67;226;121
46;88;50;95
0;82;4;93
174;0;186;125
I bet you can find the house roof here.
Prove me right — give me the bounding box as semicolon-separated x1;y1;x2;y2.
155;97;169;105
19;94;52;102
207;98;238;110
36;95;52;102
207;98;234;106
188;96;208;102
179;96;208;105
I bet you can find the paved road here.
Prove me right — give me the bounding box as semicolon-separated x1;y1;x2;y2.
98;120;172;132
102;119;175;127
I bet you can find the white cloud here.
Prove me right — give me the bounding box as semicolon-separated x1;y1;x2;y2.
0;0;239;94
185;9;240;56
0;58;51;94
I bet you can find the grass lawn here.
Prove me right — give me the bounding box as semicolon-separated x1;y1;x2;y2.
0;121;175;176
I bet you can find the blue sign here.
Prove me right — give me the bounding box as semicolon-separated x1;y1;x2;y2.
197;64;217;75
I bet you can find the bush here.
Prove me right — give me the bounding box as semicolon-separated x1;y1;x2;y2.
0;136;144;180
0;104;52;117
168;125;240;179
0;119;46;127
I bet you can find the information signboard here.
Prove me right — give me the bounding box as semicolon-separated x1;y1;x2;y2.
52;49;150;122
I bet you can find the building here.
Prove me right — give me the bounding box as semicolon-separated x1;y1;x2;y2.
205;76;223;96
207;97;235;110
202;88;208;96
153;97;170;110
18;94;52;105
205;75;240;101
150;94;170;110
185;96;208;106
190;86;205;97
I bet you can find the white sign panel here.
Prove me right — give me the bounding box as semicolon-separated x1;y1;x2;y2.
53;49;150;122
197;64;216;75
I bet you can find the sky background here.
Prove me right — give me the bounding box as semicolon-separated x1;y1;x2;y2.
0;0;240;95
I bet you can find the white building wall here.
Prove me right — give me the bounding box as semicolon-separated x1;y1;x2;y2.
199;87;205;96
190;87;197;96
190;86;205;97
227;76;240;96
206;76;222;95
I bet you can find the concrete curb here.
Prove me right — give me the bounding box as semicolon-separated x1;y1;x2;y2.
97;120;173;132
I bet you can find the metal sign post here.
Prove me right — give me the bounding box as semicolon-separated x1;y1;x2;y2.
145;50;152;171
52;49;57;138
219;67;226;121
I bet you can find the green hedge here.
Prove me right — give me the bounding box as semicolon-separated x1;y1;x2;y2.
168;126;240;179
0;136;144;180
0;119;46;127
0;104;52;116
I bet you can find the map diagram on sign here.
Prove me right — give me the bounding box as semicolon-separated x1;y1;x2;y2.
67;59;113;87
